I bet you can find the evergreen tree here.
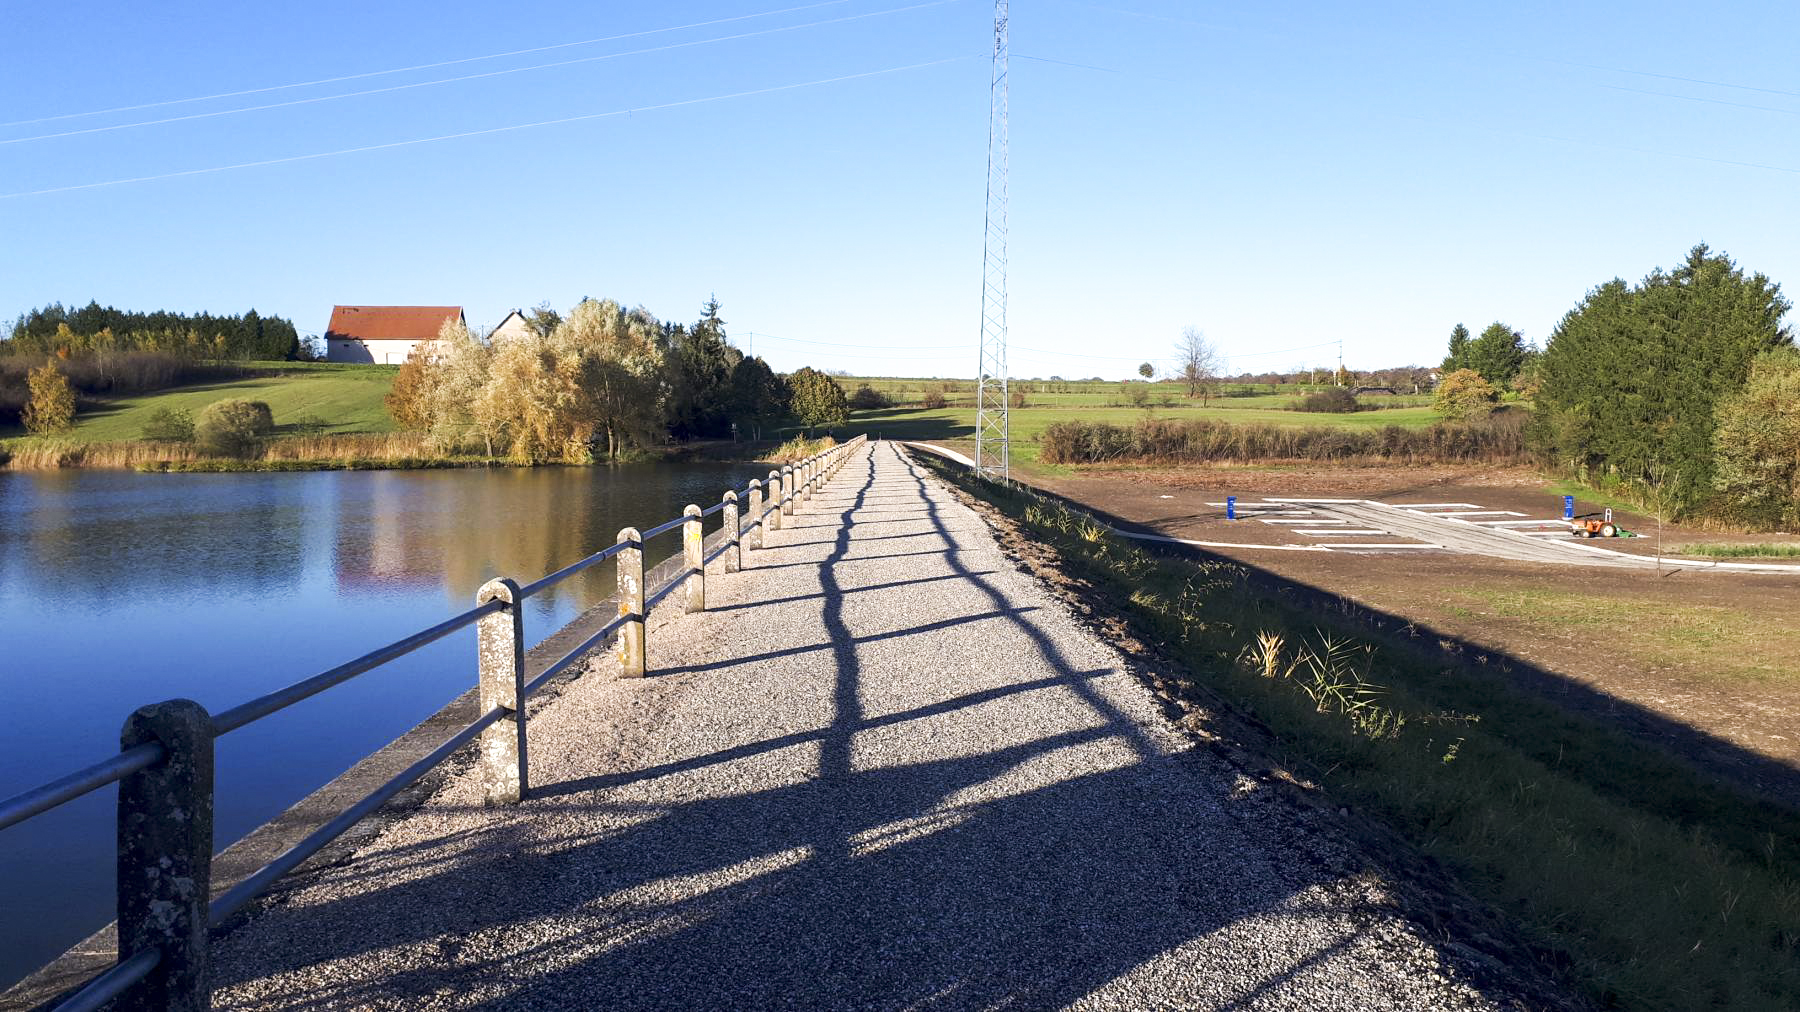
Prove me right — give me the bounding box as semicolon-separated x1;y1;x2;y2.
787;367;848;427
1441;323;1471;374
1531;244;1793;510
728;356;789;439
1465;321;1526;388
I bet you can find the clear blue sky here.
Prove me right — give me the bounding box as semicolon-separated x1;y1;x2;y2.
3;1;1796;380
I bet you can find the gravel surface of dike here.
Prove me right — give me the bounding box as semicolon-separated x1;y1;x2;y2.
208;442;1522;1010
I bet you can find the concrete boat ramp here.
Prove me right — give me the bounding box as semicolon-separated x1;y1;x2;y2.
190;444;1527;1009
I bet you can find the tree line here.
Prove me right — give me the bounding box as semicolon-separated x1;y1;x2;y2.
6;302;302;361
1433;244;1796;524
386;297;850;463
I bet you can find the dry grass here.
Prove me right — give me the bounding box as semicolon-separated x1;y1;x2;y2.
2;432;471;471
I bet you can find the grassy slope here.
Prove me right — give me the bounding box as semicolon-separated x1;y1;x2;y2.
925;456;1800;1011
0;362;397;444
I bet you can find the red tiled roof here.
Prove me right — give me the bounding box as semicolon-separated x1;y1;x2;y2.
325;306;463;342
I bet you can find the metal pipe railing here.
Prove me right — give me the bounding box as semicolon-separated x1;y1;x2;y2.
0;434;869;1012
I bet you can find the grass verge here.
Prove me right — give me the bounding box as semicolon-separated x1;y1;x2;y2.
917;453;1800;1011
1672;543;1800;559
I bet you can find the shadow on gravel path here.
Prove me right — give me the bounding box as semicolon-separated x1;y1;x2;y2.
205;443;1512;1011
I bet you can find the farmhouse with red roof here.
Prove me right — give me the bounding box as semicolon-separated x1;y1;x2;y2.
324;305;464;364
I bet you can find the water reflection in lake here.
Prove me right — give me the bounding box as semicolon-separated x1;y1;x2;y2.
0;461;768;989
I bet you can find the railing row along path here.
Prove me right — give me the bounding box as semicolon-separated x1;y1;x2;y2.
0;435;868;1012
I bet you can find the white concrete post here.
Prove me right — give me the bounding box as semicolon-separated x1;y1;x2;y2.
616;527;645;678
476;577;528;804
745;480;763;550
782;466;795;516
767;470;783;531
723;490;741;573
683;504;705;613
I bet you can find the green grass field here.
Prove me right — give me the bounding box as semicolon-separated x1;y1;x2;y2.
0;362;397;445
5;364;1440;472
831;384;1442;472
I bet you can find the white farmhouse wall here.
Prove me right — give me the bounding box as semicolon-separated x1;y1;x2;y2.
327;339;428;365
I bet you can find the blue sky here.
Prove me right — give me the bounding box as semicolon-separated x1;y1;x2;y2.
3;0;1796;379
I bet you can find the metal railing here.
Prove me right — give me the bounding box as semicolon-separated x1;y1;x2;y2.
0;435;868;1011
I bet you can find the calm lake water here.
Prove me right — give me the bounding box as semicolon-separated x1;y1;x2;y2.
0;461;769;989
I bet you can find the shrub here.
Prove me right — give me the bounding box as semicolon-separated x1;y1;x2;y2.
847;384;892;411
22;360;77;434
922;390;948;410
289;412;328;436
1294;387;1360;413
1433;368;1499;422
1008;387;1029;408
195;398;274;456
141;406;195;442
386;350;432;429
1038;415;1527;466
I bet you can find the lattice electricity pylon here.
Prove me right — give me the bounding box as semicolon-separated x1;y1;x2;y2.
974;0;1010;479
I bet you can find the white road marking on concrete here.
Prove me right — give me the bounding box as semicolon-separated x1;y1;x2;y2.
1114;530;1330;552
1387;503;1483;509
1417;510;1527;518
1326;543;1444;550
1261;518;1345;525
1481;520;1570;527
1296;530;1391;536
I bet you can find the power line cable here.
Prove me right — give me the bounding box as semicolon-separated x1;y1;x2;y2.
0;0;860;128
1600;83;1800;118
3;0;962;145
1;57;971;200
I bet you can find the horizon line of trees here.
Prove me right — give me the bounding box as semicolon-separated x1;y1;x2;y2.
5;302;302;362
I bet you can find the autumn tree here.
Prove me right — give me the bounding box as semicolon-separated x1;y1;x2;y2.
1712;347;1800;526
385;349;432;429
22;359;76;434
1433;368;1498;422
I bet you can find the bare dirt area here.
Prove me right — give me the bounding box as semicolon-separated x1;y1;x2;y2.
1035;464;1800;805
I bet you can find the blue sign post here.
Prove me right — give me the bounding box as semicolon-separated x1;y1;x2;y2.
1227;496;1236;520
1563;495;1575;520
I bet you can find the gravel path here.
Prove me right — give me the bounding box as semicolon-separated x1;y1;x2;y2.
208;442;1521;1010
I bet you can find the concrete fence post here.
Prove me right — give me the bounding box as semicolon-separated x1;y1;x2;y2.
117;698;214;1012
476;577;528;804
723;490;741;573
745;480;763;549
782;466;795;517
767;470;783;531
683;504;705;613
616;527;645;678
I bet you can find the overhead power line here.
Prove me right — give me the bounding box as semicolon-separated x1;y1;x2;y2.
0;0;860;127
1;57;971;200
3;0;962;145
